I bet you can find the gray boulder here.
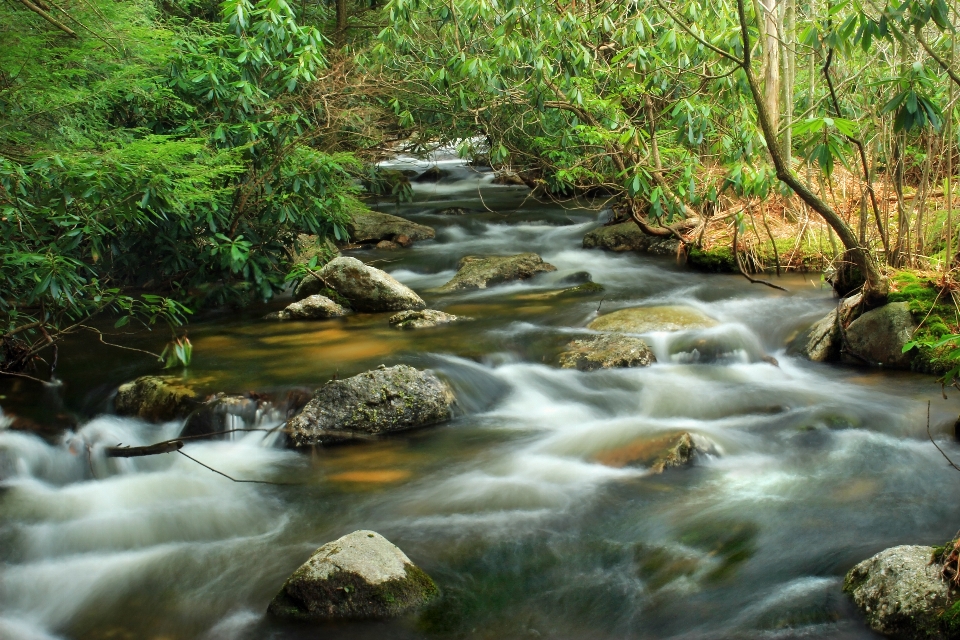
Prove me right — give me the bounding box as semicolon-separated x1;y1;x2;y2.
588;306;718;333
797;294;862;362
286;365;455;446
844;545;952;639
349;210;435;245
436;253;557;291
114;376;199;422
389;309;466;330
559;334;656;371
492;170;527;186
268;530;439;620
844;302;917;368
266;295;350;321
295;257;425;312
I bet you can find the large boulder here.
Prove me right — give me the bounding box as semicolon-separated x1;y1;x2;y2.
844;302;918;368
558;334;656;371
268;530;439;620
349;210;435;245
436;253;557;292
588;306;718;333
114;376;199;422
266;295;350;321
413;165;449;183
295;257;425;312
389;309;466;330
286;365;455;446
844;545;952;639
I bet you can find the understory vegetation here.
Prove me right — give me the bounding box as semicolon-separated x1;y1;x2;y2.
7;0;960;376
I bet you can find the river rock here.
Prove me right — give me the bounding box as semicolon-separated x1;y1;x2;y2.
286;365;455;446
266;295;350;321
296;257;425;312
559;271;593;285
268;530;439;620
437;253;557;291
180;393;263;438
844;302;917;368
389;309;465;330
583;221;680;255
349;210;435;245
844;545;951;639
413;165;449;182
435;207;473;215
559;334;656;371
588;306;718;333
114;376;199;422
593;431;713;472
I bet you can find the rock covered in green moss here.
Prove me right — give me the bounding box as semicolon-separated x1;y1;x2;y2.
844;545;951;639
844;302;918;368
558;333;656;371
268;530;439;620
389;309;467;330
436;253;557;291
348;210;435;245
114;376;200;422
285;365;455;446
588;306;718;333
296;257;425;312
266;295;350;321
582;221;679;255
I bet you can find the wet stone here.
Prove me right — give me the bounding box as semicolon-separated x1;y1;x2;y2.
558;333;655;371
389;309;466;330
114;376;199;422
265;295;350;321
285;365;455;446
348;210;435;245
296;257;425;312
268;530;439;620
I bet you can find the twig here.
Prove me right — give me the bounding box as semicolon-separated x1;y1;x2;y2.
15;0;77;36
927;401;960;473
177;449;299;485
0;370;52;384
733;218;789;291
106;440;183;457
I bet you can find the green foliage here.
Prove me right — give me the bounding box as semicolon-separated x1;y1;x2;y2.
0;0;364;367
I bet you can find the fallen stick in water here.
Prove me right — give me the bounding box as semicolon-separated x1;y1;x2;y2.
106;440;183;458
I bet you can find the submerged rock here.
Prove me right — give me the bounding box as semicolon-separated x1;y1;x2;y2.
559;271;593;285
268;530;439;620
114;376;200;422
349;210;435;245
593;431;713;472
389;309;465;330
844;545;951;639
295;257;425;312
266;295;350;321
435;207;473;215
286;365;455;446
649;432;703;473
844;301;917;367
436;253;557;291
559;334;656;371
588;306;718;333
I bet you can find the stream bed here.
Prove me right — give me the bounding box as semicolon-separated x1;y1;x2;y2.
2;155;960;640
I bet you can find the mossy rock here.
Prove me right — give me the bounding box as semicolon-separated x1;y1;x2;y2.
348;210;435;244
558;333;655;371
687;246;738;272
435;253;557;292
114;376;200;422
268;530;439;620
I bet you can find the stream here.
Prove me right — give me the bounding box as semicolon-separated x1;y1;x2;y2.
2;153;960;640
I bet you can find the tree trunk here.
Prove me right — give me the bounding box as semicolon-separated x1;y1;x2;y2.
760;0;781;137
734;0;889;305
335;0;348;45
783;0;796;166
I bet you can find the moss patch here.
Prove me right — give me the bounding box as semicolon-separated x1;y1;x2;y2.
887;271;959;374
688;246;738;272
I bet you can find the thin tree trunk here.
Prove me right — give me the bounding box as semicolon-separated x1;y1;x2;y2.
760;0;781;138
335;0;348;45
783;0;796;165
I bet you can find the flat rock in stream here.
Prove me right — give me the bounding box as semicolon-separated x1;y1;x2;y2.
266;295;350;321
268;530;439;620
349;210;435;245
559;334;655;371
389;309;466;330
844;545;952;639
295;257;425;312
436;253;557;291
588;306;718;334
286;365;455;446
592;431;714;472
114;376;200;422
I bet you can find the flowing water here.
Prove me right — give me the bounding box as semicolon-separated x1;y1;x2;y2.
3;154;960;640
